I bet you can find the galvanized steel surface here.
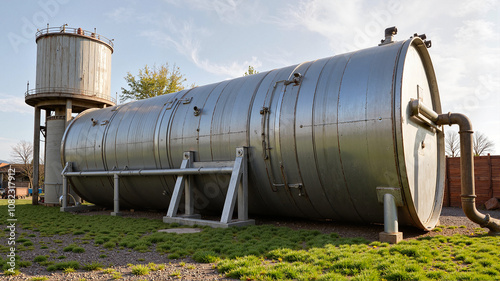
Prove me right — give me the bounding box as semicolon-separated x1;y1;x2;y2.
62;37;444;230
33;30;113;102
44;118;65;204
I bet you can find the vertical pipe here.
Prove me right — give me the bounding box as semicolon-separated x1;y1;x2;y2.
435;113;500;235
113;174;120;215
32;106;40;205
411;102;500;234
383;193;398;233
65;99;72;128
61;175;67;209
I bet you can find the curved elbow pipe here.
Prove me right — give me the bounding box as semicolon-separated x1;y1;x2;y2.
436;113;500;235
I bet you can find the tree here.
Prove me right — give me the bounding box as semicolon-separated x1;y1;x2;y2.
244;65;259;76
473;131;495;156
445;131;460;157
10;140;34;189
120;63;193;103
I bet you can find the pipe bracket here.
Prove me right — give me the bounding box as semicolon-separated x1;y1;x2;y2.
376;187;404;207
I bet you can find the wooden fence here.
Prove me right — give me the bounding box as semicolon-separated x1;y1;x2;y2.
444;154;500;207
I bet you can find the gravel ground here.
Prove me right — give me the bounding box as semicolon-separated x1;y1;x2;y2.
3;206;500;280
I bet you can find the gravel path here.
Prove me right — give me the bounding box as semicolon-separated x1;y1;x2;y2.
3;207;500;280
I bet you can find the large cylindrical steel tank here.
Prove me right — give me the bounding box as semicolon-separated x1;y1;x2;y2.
44;117;65;203
34;28;113;101
25;26;115;205
62;37;444;230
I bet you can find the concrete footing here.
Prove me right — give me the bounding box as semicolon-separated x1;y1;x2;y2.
379;231;403;244
163;216;255;228
60;205;100;212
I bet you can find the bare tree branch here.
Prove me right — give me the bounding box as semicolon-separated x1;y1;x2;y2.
445;131;460;157
473;131;495;156
9;140;34;188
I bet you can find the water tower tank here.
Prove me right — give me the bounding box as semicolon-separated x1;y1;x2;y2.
62;36;444;230
26;25;115;204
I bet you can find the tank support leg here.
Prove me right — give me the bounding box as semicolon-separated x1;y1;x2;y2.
111;174;122;216
60;162;71;210
221;147;248;223
377;187;403;244
61;174;68;210
165;152;200;219
163;147;255;227
60;162;100;212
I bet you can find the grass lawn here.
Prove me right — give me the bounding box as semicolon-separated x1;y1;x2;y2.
1;199;499;280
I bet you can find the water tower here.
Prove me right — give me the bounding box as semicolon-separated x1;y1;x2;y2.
25;24;115;205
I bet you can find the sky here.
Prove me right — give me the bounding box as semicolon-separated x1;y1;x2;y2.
0;0;499;162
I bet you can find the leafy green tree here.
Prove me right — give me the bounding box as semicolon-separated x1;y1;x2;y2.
244;65;259;76
120;63;193;103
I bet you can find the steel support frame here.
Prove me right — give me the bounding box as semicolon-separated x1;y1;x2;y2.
163;147;255;228
60;163;99;212
61;147;255;228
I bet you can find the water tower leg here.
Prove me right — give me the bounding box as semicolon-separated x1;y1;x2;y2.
32;106;40;205
377;187;403;244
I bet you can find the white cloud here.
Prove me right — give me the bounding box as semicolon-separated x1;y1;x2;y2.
0;93;32;114
433;18;500;114
456;20;497;41
451;0;498;17
277;0;408;53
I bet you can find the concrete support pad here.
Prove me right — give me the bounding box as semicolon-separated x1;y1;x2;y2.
379;231;403;244
163;216;255;228
111;212;123;216
158;228;203;234
60;205;100;212
177;214;202;219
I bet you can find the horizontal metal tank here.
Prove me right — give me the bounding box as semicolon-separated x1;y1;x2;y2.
61;36;444;230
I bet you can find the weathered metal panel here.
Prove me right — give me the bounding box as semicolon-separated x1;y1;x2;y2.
35;32;112;100
62;37;444;229
44;118;65;204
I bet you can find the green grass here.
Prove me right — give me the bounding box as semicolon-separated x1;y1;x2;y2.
1;199;499;280
46;260;80;272
148;262;165;271
130;264;150;275
83;261;104;271
112;271;123;279
33;255;48;263
29;277;49;281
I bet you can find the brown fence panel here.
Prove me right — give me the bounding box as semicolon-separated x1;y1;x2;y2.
444;155;500;208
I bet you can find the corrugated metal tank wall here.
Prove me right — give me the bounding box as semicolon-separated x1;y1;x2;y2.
35;33;112;98
44;118;66;204
62;37;445;230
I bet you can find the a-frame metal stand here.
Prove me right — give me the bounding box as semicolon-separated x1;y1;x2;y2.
163;147;255;228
